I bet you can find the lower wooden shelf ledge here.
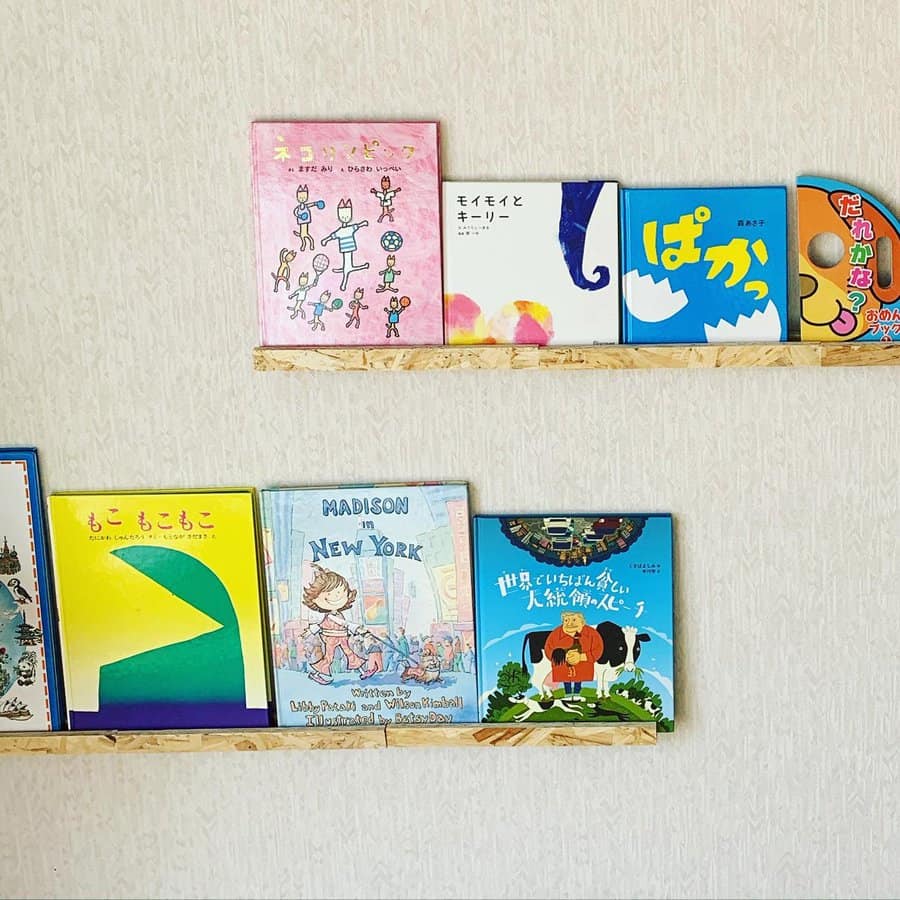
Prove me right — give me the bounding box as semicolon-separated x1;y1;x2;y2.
383;722;655;747
253;342;900;372
0;722;655;755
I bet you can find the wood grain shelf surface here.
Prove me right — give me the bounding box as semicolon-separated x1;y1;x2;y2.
384;723;656;748
0;722;655;755
253;342;900;372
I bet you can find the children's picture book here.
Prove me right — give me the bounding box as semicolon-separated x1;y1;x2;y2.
49;490;270;730
798;176;900;342
443;181;620;344
252;121;443;347
620;186;788;343
474;514;674;731
261;483;476;727
0;449;63;730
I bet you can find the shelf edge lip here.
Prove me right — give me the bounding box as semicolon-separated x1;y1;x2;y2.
0;722;656;754
252;342;900;371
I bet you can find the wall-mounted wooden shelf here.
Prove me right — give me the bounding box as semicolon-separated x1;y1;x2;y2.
253;342;900;372
383;722;655;748
0;722;655;755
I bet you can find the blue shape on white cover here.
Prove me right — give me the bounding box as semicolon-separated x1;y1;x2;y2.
441;181;620;344
559;181;612;291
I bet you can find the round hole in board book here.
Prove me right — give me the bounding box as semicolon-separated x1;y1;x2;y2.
807;231;845;269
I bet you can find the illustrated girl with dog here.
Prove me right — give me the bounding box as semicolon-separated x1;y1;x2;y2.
302;564;372;685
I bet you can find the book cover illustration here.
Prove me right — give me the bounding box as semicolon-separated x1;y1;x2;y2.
252;122;443;347
262;484;477;727
49;490;270;730
443;181;620;344
620;186;788;343
474;514;674;731
798;176;900;341
0;449;62;730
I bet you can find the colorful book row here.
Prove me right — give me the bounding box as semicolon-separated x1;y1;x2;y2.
0;451;675;735
252;121;899;347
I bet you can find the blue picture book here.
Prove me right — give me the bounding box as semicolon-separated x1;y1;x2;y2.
474;514;674;731
261;483;477;727
0;448;63;730
621;186;788;343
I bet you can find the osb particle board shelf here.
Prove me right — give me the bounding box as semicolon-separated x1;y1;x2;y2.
253;343;900;371
0;722;655;756
383;723;655;748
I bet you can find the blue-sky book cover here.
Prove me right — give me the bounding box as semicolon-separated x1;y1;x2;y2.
474;514;674;731
262;483;477;726
0;448;63;730
621;186;788;343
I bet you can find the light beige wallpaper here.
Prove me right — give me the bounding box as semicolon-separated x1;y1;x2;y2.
1;2;898;898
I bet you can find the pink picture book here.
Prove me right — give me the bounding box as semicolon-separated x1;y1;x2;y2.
252;122;443;346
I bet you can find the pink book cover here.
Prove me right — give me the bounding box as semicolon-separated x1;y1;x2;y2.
252;122;443;346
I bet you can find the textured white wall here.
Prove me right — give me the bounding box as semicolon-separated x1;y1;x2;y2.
1;2;899;898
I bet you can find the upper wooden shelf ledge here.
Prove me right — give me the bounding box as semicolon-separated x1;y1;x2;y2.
0;722;654;756
253;343;900;372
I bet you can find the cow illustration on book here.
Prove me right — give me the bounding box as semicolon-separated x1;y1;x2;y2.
522;616;650;700
301;564;370;686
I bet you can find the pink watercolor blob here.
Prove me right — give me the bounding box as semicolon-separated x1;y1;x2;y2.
444;292;491;343
488;300;554;344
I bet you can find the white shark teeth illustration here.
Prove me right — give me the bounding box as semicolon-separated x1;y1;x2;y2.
623;270;689;323
703;299;783;342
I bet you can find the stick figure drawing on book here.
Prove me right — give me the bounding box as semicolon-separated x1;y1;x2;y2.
270;248;296;292
308;290;342;332
286;272;311;319
371;175;401;223
292;185;325;251
345;288;368;329
377;254;401;293
384;295;411;338
301;565;368;686
322;199;369;291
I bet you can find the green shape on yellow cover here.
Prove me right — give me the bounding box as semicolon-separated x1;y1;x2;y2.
97;546;246;707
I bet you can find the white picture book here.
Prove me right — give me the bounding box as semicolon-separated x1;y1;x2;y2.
442;181;620;344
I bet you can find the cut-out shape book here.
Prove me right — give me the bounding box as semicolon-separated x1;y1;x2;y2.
621;186;788;343
0;449;63;730
261;483;477;727
443;181;620;344
49;490;270;730
252;122;443;347
474;514;674;731
798;175;900;342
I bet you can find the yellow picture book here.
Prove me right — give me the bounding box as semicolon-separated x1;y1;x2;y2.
49;489;270;730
